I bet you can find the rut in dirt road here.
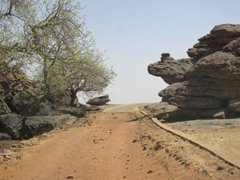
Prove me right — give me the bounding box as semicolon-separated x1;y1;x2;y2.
0;112;240;180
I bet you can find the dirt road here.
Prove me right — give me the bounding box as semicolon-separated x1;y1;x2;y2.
103;103;148;112
0;107;240;179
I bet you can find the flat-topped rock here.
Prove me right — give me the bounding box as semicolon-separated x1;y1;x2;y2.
87;94;111;106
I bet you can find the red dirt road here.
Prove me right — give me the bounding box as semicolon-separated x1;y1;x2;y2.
0;112;240;180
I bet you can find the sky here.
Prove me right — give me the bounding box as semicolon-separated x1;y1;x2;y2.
78;0;240;104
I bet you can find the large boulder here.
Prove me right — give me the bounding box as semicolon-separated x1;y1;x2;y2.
0;99;11;115
21;114;76;138
0;113;24;139
11;89;36;115
0;113;77;139
228;98;240;112
10;88;53;116
35;101;54;116
141;102;179;121
59;106;86;118
148;24;240;120
87;94;111;106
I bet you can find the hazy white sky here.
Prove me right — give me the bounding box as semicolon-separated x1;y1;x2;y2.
79;0;240;104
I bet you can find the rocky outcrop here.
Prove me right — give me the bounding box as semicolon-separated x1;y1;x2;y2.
0;113;76;139
148;54;193;84
87;94;111;106
35;100;54;116
0;83;86;139
0;99;11;115
223;37;240;56
10;88;54;117
59;106;86;118
148;24;240;120
0;113;24;139
22;115;76;139
0;64;87;140
141;102;178;120
187;24;240;59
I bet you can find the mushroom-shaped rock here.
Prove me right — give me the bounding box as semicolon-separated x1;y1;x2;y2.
148;58;193;84
148;23;240;120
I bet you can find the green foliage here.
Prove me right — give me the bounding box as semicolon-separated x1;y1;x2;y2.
0;0;116;102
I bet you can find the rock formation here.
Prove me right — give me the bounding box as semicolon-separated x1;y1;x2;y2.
22;114;76;139
59;106;86;118
0;66;86;139
10;88;54;117
0;113;76;139
148;24;240;120
148;55;193;84
87;94;111;106
0;113;24;139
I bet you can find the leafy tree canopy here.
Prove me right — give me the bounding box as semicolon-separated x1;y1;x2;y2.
0;0;116;105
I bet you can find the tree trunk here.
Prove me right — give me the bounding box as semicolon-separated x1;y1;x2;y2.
69;89;77;106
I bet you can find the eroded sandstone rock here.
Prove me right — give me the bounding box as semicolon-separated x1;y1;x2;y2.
187;24;240;59
223;37;240;56
148;24;240;120
148;57;193;84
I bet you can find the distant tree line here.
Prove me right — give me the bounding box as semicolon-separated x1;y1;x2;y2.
0;0;116;106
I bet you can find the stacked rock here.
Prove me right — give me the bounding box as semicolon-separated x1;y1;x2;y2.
148;24;240;120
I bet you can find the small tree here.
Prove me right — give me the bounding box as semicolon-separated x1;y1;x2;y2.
1;0;116;106
44;47;116;106
25;0;93;98
66;49;116;106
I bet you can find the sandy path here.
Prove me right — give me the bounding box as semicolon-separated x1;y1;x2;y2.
1;113;168;180
102;103;148;112
0;112;240;180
